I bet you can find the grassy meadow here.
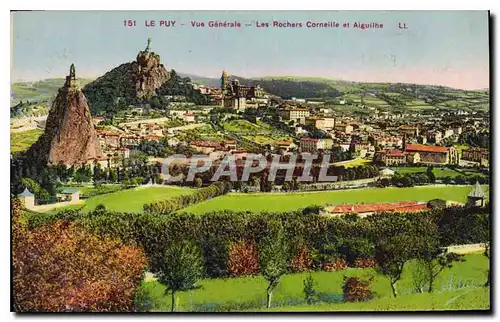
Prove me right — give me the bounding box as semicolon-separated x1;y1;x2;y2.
75;186;195;213
10;129;43;153
181;185;488;214
141;253;489;312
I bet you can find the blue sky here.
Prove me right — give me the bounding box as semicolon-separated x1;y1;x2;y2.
11;10;489;89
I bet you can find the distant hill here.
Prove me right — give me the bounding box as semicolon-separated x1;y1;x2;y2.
11;78;94;106
11;72;490;117
11;101;50;119
179;73;342;99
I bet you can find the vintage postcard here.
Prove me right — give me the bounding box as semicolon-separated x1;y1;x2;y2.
10;10;490;313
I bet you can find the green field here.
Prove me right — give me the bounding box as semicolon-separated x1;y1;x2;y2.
181;185;488;214
141;253;489;312
78;186;194;213
223;120;266;134
10;129;43;153
11;78;94;105
262;287;489;312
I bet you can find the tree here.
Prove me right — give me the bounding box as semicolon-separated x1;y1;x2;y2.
415;250;465;293
374;235;413;298
426;166;436;183
259;225;288;309
157;240;204;312
12;199;147;312
303;274;317;305
194;177;203;188
74;167;91;183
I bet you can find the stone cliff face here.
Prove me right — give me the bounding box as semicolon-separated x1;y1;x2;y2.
28;67;103;166
133;49;169;100
82;39;170;114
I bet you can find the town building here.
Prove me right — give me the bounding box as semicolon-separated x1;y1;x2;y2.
276;140;297;152
18;188;35;209
220;70;266;111
466;182;486;207
405;144;457;165
323;201;429;218
56;188;80;203
462;148;489;165
377;149;407;166
305;116;335;131
379;168;396;178
189;140;237;154
349;141;372;157
334;123;354;134
183;113;196;123
425;131;443;144
279;108;311;123
399;125;419;137
300;138;324;153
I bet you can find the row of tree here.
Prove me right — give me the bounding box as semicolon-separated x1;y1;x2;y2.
28;204;490;281
143;181;230;214
18;199;490;311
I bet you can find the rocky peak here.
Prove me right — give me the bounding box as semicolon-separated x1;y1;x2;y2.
132;38;169;100
82;38;170;113
28;64;103;166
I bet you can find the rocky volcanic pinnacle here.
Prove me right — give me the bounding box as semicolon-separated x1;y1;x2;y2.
28;64;103;166
82;38;170;114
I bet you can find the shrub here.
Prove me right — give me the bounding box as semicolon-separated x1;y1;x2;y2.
133;283;156;312
343;276;374;302
322;258;348;272
227;239;260;277
12;207;147;312
353;257;377;268
291;245;312;272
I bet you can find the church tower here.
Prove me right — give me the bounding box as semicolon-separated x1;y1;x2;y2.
221;70;229;90
65;63;76;88
220;70;229;108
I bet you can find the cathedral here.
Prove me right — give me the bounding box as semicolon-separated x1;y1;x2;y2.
220;70;266;111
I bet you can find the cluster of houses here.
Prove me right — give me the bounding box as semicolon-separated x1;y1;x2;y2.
320;182;486;217
273;106;490;167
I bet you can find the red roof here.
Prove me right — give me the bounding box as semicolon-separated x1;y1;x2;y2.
326;201;429;215
406;144;448;153
278;141;293;146
385;149;405;157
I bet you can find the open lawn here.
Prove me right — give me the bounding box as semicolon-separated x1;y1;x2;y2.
223;120;266;135
142;253;489;312
77;186;194;213
262;287;489;312
10;129;42;153
181;185;488;214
